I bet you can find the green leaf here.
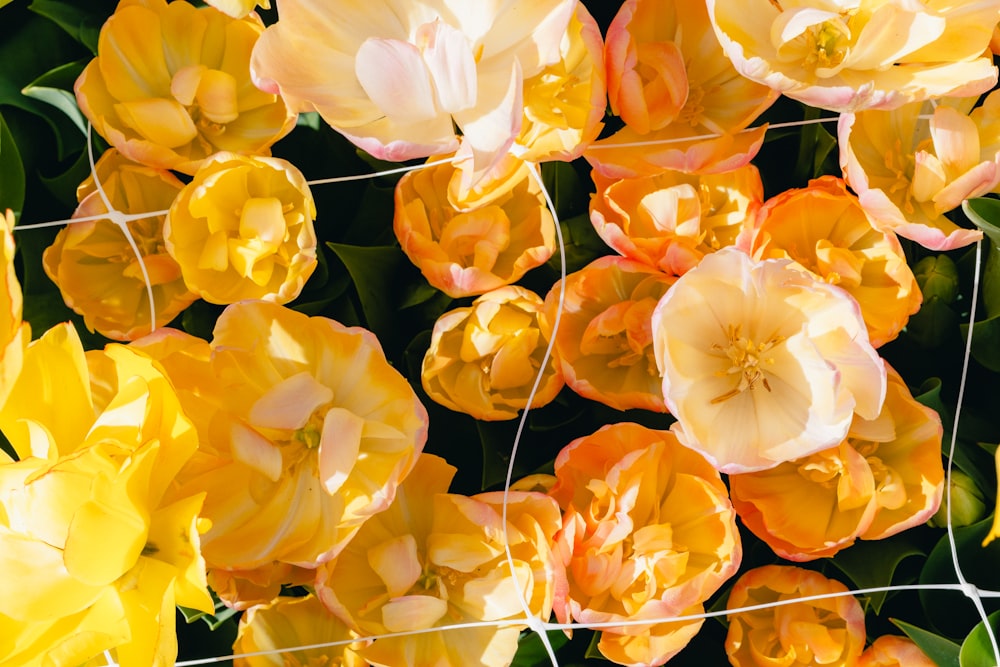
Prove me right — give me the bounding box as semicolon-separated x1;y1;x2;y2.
511;629;570;667
327;243;408;353
893;618;961;667
20;59;90;136
919;517;1000;638
962;198;1000;318
828;536;924;614
960;611;1000;667
959;313;1000;372
0;111;25;217
541;160;588;219
28;0;116;53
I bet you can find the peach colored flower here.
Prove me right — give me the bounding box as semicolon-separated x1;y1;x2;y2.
840;97;994;250
316;453;562;667
75;0;295;175
131;301;428;581
0;209;28;409
43;149;196;341
234;595;369;667
251;0;576;190
550;422;739;667
207;562;314;612
586;0;777;178
0;325;211;667
744;176;921;347
514;3;606;163
394;155;555;298
652;247;886;474
707;0;1000;112
422;286;563;421
164;152;317;305
590;164;763;276
725;565;866;667
540;256;675;412
859;635;936;667
730;362;944;560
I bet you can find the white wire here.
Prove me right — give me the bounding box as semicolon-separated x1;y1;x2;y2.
10;112;993;664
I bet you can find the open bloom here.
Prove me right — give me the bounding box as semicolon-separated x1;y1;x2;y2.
234;595;368;667
514;2;606;163
586;0;777;178
316;453;562;667
394;156;554;298
0;325;211;667
707;0;1000;112
75;0;295;175
840;97;995;250
251;0;576;190
652;247;886;473
541;256;675;412
744;176;921;347
44;149;196;341
550;422;740;667
131;300;427;583
859;635;937;666
205;0;269;19
422;286;563;421
591;165;763;276
730;362;944;560
164;152;317;304
725;565;866;667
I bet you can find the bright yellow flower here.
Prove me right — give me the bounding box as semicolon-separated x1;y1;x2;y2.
840;97;995;250
541;256;675;412
75;0;295;175
234;595;369;667
316;453;562;667
43;149;196;341
250;0;576;190
590;165;763;276
422;286;563;421
725;565;866;667
730;363;944;560
205;0;269;20
514;3;606;163
394;155;555;298
859;635;937;667
708;0;1000;112
164;152;318;305
133;301;428;581
0;325;211;667
652;247;886;473
549;422;739;667
0;209;28;409
745;176;921;347
586;0;777;178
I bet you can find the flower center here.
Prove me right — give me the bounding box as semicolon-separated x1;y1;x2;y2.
711;324;783;404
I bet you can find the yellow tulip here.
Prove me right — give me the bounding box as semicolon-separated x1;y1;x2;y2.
422;286;563;421
44;149;196;341
75;0;295;175
133;301;428;586
164;152;317;305
0;209;28;410
0;326;210;666
316;453;562;667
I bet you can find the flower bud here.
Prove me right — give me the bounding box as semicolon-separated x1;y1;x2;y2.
929;469;988;528
914;254;960;305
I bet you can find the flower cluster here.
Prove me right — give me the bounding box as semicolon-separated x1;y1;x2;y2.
8;0;997;664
